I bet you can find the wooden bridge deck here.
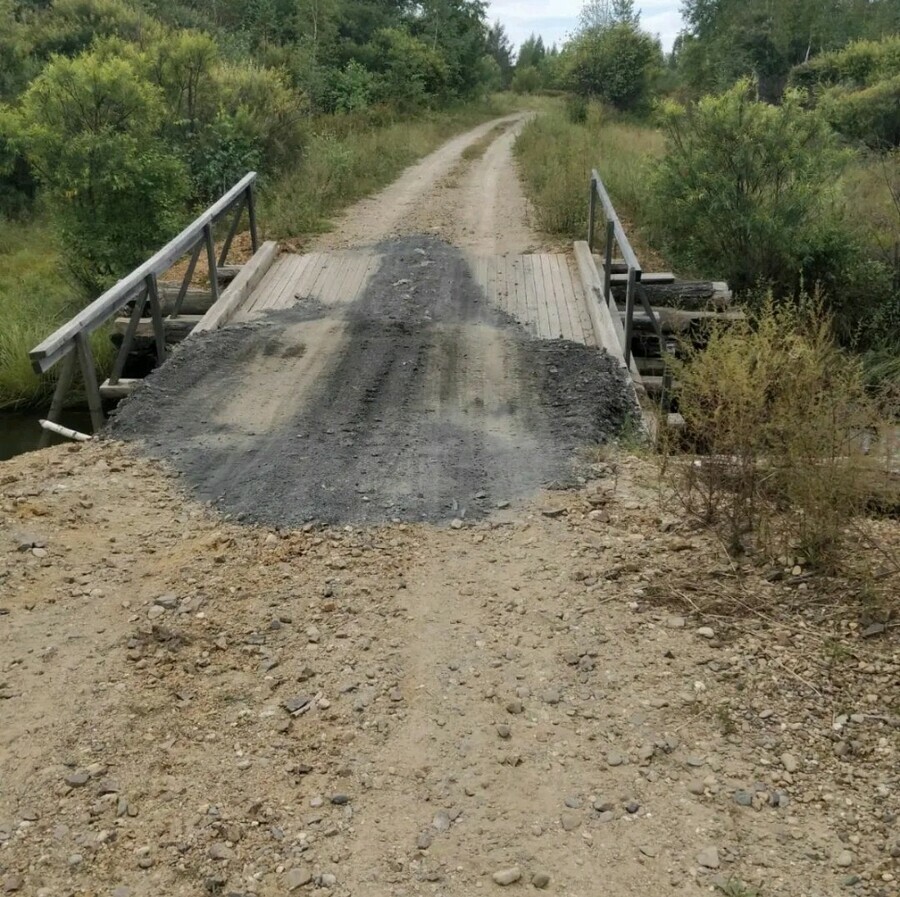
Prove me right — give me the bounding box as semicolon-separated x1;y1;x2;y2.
232;249;597;347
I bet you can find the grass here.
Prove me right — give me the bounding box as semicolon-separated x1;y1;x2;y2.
514;99;667;269
263;95;523;240
0;217;113;411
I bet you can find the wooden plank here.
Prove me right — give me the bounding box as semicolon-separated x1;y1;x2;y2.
539;254;563;339
266;254;311;309
113;315;203;341
327;251;366;304
610;272;675;285
520;255;541;337
99;378;140;399
333;252;364;304
351;251;379;302
256;254;303;312
241;255;286;314
293;253;327;298
274;253;318;309
303;254;339;303
193;241;280;334
508;256;527;324
560;256;595;347
548;255;576;341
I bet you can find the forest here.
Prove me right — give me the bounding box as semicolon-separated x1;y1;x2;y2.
1;0;900;412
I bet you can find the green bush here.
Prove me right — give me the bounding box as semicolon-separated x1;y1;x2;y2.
511;66;541;95
820;75;900;148
789;37;900;147
562;22;662;111
651;80;849;294
7;52;189;291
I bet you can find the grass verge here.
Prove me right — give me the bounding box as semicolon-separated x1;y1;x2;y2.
0;218;114;411
513;100;667;269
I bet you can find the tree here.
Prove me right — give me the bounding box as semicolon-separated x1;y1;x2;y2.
564;21;662;110
517;34;546;69
677;0;900;100
486;20;513;87
8;52;188;289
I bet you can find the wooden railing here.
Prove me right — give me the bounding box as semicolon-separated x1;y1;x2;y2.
29;172;258;441
587;169;665;369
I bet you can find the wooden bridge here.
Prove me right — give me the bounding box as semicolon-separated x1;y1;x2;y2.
29;170;732;441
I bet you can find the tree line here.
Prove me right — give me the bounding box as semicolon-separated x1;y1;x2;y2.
0;0;498;290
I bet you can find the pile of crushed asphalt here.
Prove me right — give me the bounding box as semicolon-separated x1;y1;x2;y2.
110;237;637;525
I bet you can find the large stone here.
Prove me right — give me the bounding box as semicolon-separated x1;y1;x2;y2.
492;867;522;886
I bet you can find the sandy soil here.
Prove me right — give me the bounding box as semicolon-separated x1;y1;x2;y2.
1;117;899;897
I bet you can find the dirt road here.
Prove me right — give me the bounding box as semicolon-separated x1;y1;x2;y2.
1;117;898;897
2;445;898;897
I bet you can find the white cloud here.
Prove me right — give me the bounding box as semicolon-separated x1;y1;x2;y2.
486;1;684;52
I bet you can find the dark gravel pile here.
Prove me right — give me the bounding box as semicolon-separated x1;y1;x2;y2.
111;237;637;525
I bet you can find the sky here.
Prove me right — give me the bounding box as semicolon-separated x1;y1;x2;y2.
486;1;684;53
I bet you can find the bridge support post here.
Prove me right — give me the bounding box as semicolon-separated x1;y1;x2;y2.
247;183;259;253
624;267;637;368
588;175;597;252
603;220;615;306
75;333;105;432
38;350;77;448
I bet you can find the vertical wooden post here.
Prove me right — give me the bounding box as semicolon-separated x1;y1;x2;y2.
247;183;259;253
146;273;166;363
204;222;220;305
75;333;105;432
603;220;615;306
624;267;637;368
588;177;597;253
38;350;77;448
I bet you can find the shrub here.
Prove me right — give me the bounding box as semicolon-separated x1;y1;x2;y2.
562;22;662;112
665;297;893;565
511;66;541;95
651;80;849;294
820;75;900;148
9;52;189;291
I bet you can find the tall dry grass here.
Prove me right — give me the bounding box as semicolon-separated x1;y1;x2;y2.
662;296;897;568
513;101;666;266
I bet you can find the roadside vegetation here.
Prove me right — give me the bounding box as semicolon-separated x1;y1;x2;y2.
512;0;898;581
0;0;518;409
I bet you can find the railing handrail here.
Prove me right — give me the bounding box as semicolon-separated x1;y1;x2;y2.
29;171;257;374
590;168;641;277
